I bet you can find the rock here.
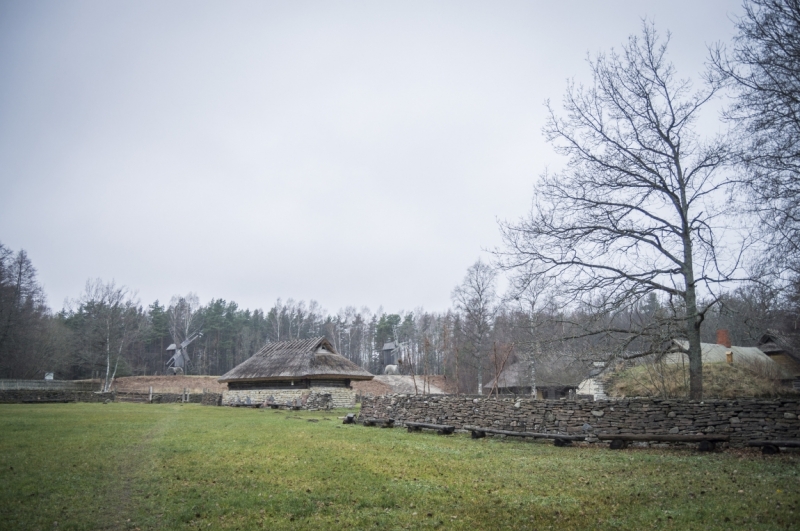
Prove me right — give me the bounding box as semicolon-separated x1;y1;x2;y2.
669;427;679;434
591;410;605;417
514;402;521;409
667;411;676;418
784;412;797;419
582;423;593;431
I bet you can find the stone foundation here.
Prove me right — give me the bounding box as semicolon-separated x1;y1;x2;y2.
359;395;800;448
222;386;356;409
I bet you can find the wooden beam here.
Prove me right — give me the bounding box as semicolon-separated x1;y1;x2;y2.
597;434;729;442
463;425;583;441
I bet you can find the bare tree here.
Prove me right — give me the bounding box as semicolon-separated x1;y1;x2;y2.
499;24;742;399
712;0;800;273
452;259;497;394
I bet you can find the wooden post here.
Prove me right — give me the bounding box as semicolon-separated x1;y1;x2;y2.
149;386;153;403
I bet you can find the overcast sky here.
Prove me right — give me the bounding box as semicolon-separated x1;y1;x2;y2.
0;0;744;314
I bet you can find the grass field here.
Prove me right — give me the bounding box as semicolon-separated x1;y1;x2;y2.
0;404;798;530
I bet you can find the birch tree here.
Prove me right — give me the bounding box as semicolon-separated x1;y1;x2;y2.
73;280;142;392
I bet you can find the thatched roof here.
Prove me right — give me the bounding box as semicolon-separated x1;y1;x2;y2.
218;337;374;383
758;331;800;363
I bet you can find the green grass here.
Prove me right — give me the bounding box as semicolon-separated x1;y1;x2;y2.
0;404;797;530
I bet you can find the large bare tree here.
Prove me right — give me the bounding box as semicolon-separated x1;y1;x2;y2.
499;24;742;399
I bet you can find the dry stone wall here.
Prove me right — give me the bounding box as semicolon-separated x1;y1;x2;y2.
0;390;112;403
0;389;222;405
359;395;800;447
222;387;356;409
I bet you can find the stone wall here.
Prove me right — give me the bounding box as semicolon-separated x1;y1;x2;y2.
0;390;112;403
0;389;223;405
222;386;356;409
359;395;800;447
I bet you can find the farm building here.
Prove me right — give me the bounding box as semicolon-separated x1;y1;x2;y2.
758;331;800;385
218;337;373;408
484;360;580;399
662;337;786;373
577;331;795;400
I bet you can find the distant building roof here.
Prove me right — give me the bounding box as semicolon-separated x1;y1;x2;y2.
381;342;397;351
218;337;374;383
758;331;800;361
665;340;775;365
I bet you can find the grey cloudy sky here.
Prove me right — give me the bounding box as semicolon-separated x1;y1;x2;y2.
0;0;743;314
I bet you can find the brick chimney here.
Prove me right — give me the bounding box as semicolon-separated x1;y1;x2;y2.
716;329;731;348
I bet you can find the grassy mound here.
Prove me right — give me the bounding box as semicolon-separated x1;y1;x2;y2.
608;362;796;399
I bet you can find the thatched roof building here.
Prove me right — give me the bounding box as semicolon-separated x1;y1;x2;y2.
219;337;373;390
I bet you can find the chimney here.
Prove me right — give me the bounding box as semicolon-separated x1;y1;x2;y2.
716;329;731;348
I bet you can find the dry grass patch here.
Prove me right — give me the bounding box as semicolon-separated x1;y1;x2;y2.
609;362;797;399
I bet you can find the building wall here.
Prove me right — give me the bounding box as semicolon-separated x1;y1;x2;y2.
222;385;356;409
359;394;800;447
770;353;800;377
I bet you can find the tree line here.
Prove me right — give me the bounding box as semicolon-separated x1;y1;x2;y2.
1;1;799;398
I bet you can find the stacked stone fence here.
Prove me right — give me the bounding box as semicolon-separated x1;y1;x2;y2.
0;379;97;391
0;390;113;403
0;389;222;405
359;395;800;448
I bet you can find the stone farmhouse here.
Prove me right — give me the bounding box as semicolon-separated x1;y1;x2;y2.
218;337;373;408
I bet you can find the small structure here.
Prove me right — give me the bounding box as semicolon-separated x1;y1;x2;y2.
485;360;579;399
757;331;800;385
166;331;202;375
576;362;610;400
381;341;399;366
218;337;373;408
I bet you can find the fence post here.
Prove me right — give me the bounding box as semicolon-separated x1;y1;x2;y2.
149;386;153;403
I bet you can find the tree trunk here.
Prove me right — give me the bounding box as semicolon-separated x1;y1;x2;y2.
683;233;703;400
